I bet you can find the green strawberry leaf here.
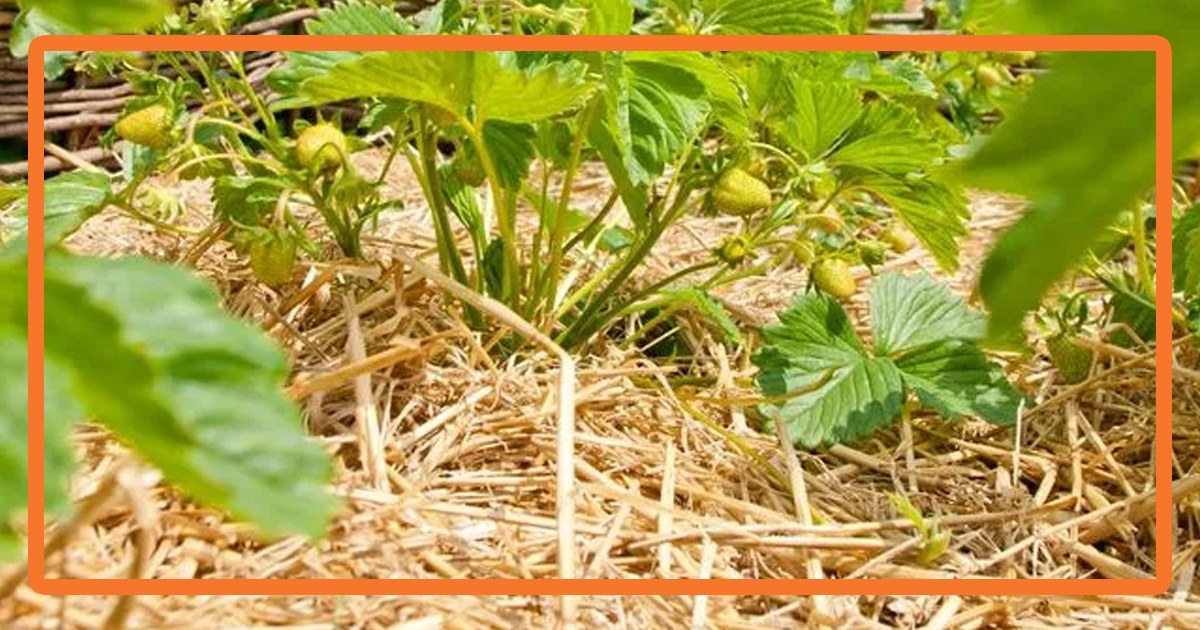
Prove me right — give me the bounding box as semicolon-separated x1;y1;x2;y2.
482;121;538;191
589;53;712;228
894;340;1022;426
1;256;76;560
1174;206;1200;296
755;272;1023;446
780;79;862;161
707;0;838;35
267;0;414;101
960;0;1200;336
870;271;986;356
28;0;169;34
44;252;337;537
859;174;968;273
283;51;594;128
661;287;743;345
578;0;634;34
753;292;904;447
212;176;283;226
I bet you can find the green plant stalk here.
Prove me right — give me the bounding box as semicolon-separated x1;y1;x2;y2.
405;131;485;329
556;183;696;350
747;140;804;173
412;127;471;289
540;103;597;321
556;145;700;348
462;120;521;308
564;188;620;252
610;259;723;320
1130;202;1156;299
183;52;252;129
621;303;682;350
374;133;408;187
223;51;281;143
526;160;553;314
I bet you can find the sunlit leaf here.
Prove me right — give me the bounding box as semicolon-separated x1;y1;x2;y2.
780;79;862;161
578;0;633;34
706;0;838;35
755;273;1021;446
964;0;1200;335
44;253;338;537
870;271;985;356
31;0;168;34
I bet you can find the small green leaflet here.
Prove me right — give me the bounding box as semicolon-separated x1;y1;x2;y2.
754;272;1023;448
660;287;744;345
43;171;112;246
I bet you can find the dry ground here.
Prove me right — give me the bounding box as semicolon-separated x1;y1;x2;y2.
2;147;1197;629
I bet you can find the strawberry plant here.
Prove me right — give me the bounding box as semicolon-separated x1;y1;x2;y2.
249;1;981;355
753;272;1023;447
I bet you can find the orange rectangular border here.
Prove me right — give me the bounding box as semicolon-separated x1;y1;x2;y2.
26;34;1173;597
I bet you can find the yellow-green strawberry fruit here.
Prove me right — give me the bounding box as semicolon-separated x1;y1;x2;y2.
296;123;348;172
976;65;1004;88
715;234;750;266
115;104;173;149
1047;335;1094;384
880;224;915;253
713;168;771;216
812;259;856;300
859;240;887;266
250;236;297;287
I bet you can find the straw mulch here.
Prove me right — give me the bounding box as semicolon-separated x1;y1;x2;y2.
1;147;1196;629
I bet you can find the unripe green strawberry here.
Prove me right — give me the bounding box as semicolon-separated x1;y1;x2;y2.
1047;335;1094;384
812;259;855;300
451;146;486;187
859;240;887;266
296;123;348;172
115;104;173;149
813;174;839;200
715;234;751;266
135;187;182;219
713;168;771;217
791;239;816;265
880;224;915;253
249;232;297;287
975;65;1003;88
